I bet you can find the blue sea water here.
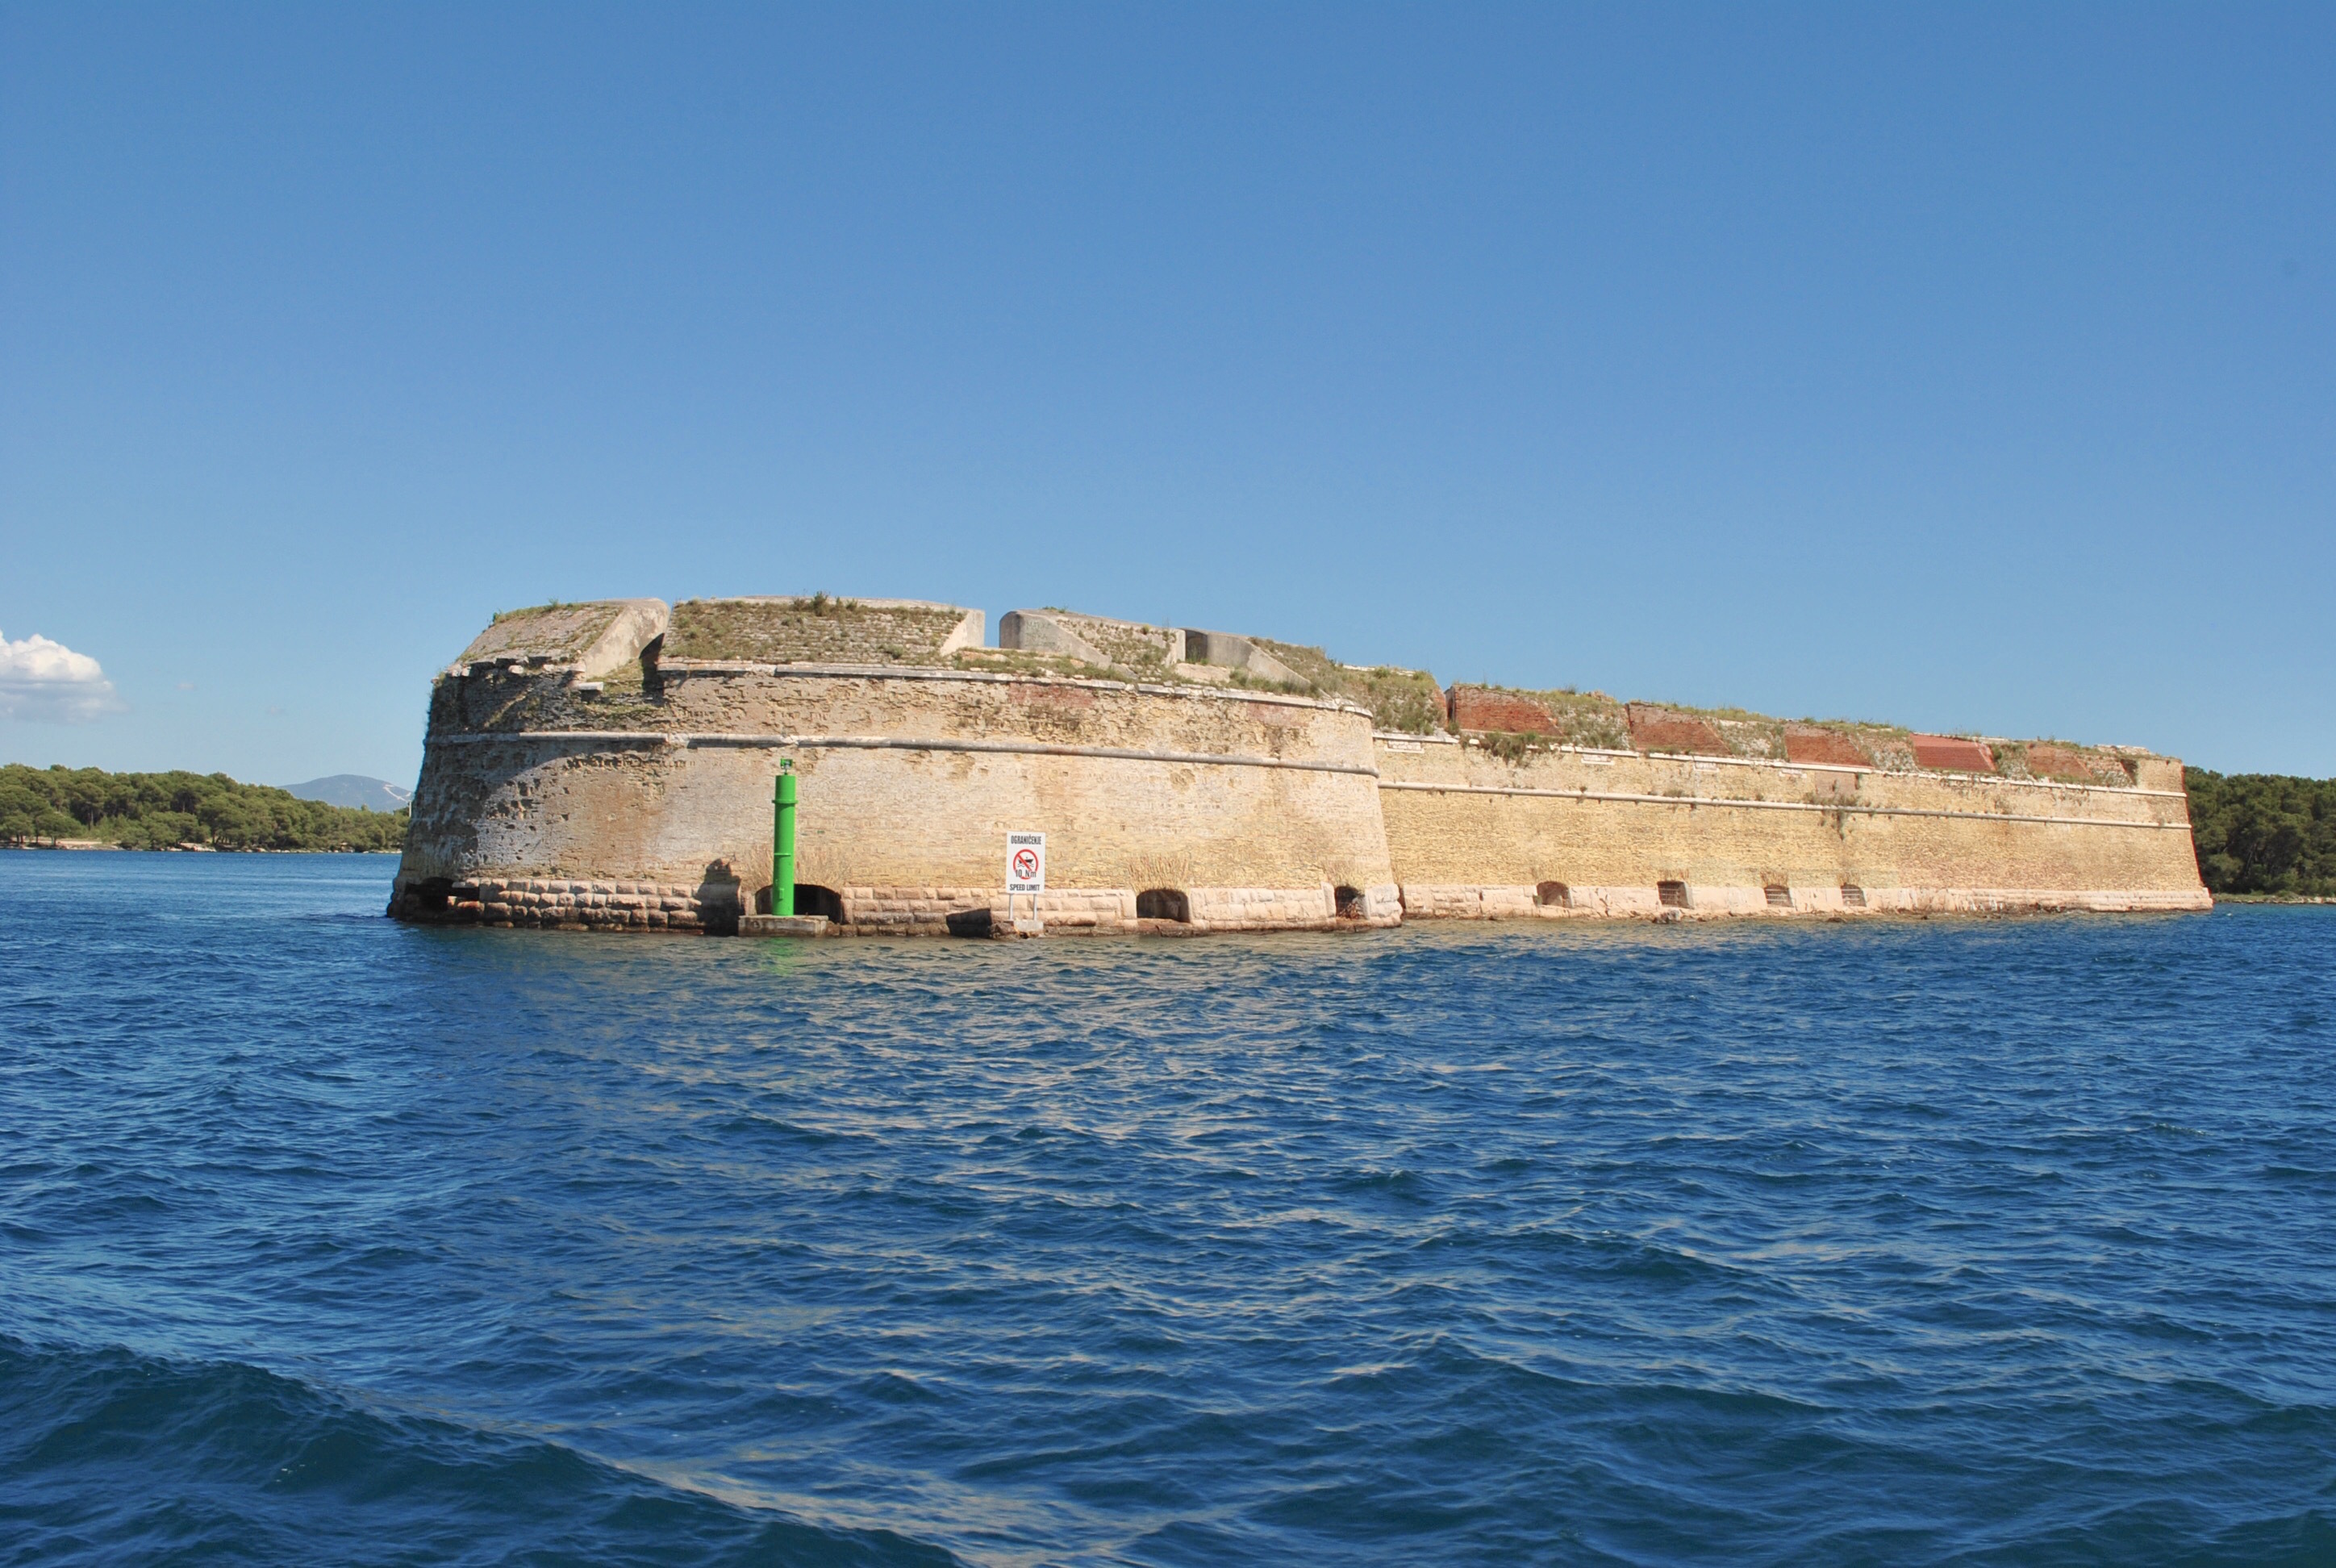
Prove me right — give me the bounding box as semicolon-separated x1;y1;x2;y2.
2;853;2332;1566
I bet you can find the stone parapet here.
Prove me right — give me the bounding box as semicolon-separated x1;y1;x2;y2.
453;599;669;680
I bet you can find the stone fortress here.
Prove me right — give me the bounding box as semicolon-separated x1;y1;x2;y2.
390;595;2210;935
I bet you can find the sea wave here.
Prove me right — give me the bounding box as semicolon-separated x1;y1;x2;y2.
0;1337;957;1567
2;855;2334;1564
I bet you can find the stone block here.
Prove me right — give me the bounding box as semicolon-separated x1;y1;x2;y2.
739;914;832;937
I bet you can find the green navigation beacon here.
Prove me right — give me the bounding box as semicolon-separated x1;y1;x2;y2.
772;761;797;919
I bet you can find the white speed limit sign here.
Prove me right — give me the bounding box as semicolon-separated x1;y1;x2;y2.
1005;832;1046;894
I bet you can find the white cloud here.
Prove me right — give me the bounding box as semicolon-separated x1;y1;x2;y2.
0;631;126;723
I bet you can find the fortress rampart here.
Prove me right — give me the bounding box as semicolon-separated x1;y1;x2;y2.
1376;734;2200;918
392;597;2209;933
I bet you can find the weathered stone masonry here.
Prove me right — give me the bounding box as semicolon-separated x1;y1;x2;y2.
391;596;2210;934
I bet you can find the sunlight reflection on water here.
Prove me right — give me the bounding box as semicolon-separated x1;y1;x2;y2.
3;853;2333;1565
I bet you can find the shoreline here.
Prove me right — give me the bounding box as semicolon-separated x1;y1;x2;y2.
2;841;400;854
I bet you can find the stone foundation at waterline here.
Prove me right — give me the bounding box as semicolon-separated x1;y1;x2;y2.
390;596;2211;935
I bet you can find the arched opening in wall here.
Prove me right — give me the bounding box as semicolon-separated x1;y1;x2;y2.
1657;880;1689;909
1335;885;1365;919
1840;884;1867;908
1535;881;1571;909
401;877;453;916
1765;884;1793;908
761;883;845;921
1137;888;1190;922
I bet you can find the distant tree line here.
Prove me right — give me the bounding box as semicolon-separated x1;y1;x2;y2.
2185;769;2336;898
0;764;408;852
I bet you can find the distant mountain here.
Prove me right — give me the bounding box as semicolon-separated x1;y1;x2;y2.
284;774;413;811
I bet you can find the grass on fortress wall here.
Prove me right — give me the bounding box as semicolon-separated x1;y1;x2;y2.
0;765;408;853
664;596;967;665
1333;667;1447;735
1536;690;1635;751
966;630;1448;734
469;601;620;665
1224;640;1439;733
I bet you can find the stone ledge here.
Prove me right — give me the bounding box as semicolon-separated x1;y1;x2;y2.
738;915;833;937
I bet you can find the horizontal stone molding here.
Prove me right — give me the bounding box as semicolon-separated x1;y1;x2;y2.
431;729;1379;778
1376;779;2188;830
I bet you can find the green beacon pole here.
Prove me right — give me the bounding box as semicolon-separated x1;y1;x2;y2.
772;761;797;919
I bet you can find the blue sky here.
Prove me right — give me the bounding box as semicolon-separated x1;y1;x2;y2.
3;2;2330;785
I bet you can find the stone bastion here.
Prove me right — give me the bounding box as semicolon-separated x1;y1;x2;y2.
390;596;2209;935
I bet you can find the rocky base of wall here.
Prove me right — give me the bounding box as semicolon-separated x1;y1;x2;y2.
838;883;1404;935
390;876;742;931
388;878;1409;934
1398;883;2213;920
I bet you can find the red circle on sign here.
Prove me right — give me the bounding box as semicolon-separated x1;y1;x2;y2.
1012;849;1039;879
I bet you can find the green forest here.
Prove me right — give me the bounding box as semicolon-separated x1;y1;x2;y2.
0;765;408;853
2184;769;2336;898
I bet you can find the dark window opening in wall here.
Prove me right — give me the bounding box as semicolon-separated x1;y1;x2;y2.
1657;880;1689;909
1535;881;1571;908
1335;885;1365;919
1137;888;1190;922
1841;884;1867;907
403;877;453;914
763;883;845;920
1765;884;1792;908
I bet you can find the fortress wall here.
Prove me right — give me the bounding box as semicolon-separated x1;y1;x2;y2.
396;665;1400;932
395;597;2209;935
1374;735;2209;916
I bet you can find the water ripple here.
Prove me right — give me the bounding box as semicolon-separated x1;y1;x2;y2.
2;853;2333;1564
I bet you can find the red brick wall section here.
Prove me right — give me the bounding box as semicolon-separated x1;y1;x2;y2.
1448;686;1555;733
2025;742;2117;783
1627;704;1729;756
1910;734;1996;773
1783;726;1871;767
